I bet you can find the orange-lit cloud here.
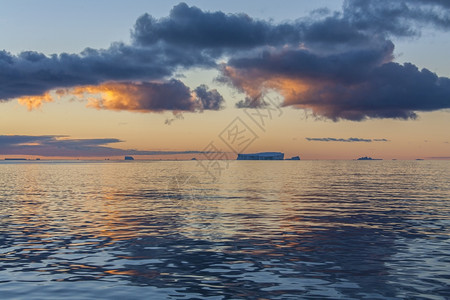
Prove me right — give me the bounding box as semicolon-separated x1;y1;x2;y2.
16;80;224;113
4;2;450;121
222;44;450;120
222;64;312;107
71;80;197;112
17;92;55;110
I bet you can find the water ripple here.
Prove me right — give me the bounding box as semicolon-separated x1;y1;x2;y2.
0;160;449;299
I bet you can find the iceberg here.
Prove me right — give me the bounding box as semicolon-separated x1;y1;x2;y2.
237;152;284;160
286;156;300;160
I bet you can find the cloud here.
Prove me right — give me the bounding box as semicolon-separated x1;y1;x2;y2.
1;1;450;121
306;137;390;142
132;2;301;50
0;40;217;110
343;0;450;37
221;35;450;120
16;91;55;110
227;41;394;84
235;97;265;108
194;84;224;110
216;0;450;119
165;113;184;125
0;135;207;157
0;44;208;101
18;80;224;112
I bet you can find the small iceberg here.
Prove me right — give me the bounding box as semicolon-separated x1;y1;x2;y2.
286;156;300;160
124;156;134;160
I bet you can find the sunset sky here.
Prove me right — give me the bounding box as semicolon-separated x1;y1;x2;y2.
1;0;449;160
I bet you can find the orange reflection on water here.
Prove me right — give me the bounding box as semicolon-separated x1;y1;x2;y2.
69;264;98;270
104;269;159;278
3;163;169;254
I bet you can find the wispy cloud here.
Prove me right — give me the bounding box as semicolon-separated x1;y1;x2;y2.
305;137;390;142
0;135;206;157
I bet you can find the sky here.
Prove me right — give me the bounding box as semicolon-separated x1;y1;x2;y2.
0;0;449;160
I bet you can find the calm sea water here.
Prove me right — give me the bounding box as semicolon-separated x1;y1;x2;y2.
0;160;449;299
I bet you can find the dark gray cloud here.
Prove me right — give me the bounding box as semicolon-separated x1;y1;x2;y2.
343;0;450;37
220;0;450;120
64;80;224;113
164;113;184;125
223;48;450;120
130;2;392;50
132;2;301;50
0;41;220;114
1;1;450;120
306;137;390;142
235;97;263;109
285;62;450;121
300;14;371;46
0;135;206;157
228;41;394;84
71;80;195;112
0;44;214;102
194;85;224;110
303;62;450;120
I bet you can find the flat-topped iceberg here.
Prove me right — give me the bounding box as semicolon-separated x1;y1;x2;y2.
237;152;284;160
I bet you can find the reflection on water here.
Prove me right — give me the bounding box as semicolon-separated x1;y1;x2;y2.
0;160;449;299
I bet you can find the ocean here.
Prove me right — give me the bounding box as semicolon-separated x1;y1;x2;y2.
0;160;449;299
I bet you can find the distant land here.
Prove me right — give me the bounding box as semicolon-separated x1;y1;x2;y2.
356;156;382;160
4;158;27;161
236;152;301;161
3;154;450;161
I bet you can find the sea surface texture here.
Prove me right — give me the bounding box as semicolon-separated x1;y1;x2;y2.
0;160;449;299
